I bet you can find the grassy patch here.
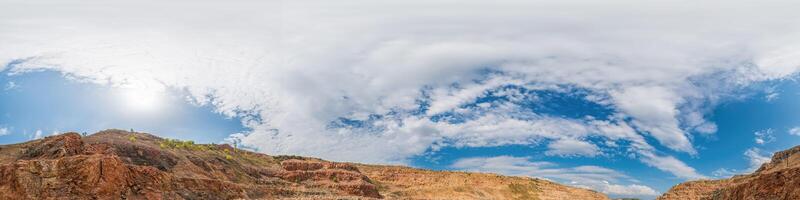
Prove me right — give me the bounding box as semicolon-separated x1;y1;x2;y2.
159;139;212;151
128;135;137;142
508;183;540;200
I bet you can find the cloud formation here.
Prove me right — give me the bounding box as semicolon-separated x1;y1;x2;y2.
713;147;774;178
744;148;772;171
789;127;800;136
2;0;800;183
754;129;776;145
32;130;42;140
3;81;17;91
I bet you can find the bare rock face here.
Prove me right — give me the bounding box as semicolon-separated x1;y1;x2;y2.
656;180;731;200
658;145;800;200
0;129;609;200
279;159;381;198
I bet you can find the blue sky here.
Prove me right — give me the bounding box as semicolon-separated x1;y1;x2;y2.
2;69;799;199
411;77;800;194
3;1;800;199
0;70;245;144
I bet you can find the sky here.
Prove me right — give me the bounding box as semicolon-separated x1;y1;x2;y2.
2;0;800;199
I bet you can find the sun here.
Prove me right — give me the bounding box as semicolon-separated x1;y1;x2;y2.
117;87;165;113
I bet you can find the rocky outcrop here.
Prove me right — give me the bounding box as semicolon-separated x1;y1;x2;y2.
279;159;381;198
357;164;609;200
658;145;800;200
0;129;609;199
0;130;378;199
656;179;731;200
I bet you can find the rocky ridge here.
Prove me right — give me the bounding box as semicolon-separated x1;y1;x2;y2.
0;129;609;200
657;145;800;200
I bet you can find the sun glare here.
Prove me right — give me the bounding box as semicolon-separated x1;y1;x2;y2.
117;88;165;113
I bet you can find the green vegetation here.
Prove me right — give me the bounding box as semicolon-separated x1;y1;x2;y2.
128;135;137;142
157;138;244;162
159;138;211;151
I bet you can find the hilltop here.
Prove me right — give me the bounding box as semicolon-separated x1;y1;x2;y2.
0;129;608;200
657;145;800;200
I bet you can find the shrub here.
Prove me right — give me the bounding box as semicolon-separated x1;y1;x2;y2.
159;139;208;151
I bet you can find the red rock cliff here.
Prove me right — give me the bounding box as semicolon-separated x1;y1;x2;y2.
0;129;608;200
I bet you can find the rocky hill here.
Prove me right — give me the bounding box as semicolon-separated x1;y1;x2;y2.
0;129;609;200
657;145;800;200
357;164;608;200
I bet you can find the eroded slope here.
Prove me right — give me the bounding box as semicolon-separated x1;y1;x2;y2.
658;145;800;200
0;129;608;200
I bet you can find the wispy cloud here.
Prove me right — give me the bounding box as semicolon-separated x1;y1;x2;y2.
637;151;707;180
32;129;42;140
789;127;800;136
744;147;772;171
2;0;800;181
545;138;601;157
3;81;18;91
763;86;780;102
712;168;740;178
754;129;775;145
0;127;9;136
713;147;773;178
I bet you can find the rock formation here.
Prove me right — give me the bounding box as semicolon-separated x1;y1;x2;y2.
0;129;608;200
358;164;609;200
658;145;800;200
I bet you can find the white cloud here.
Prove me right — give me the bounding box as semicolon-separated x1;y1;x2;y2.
611;86;695;154
711;168;740;178
638;151;707;180
714;147;773;178
789;127;800;136
32;130;42;140
586;181;659;197
3;81;18;90
764;87;780;101
545;138;601;157
452;156;659;197
754;129;775;145
426;76;523;115
2;0;798;180
744;147;772;171
683;111;718;135
0;127;9;136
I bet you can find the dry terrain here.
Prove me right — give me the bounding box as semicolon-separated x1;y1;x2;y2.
0;129;608;200
658;145;800;200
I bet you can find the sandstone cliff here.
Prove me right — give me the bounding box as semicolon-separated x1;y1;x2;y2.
0;129;608;200
657;145;800;200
